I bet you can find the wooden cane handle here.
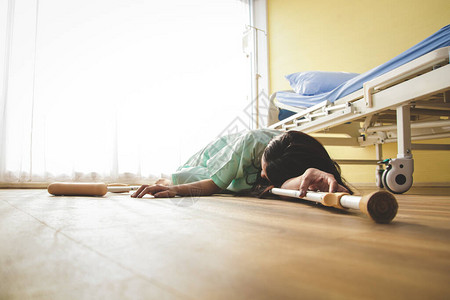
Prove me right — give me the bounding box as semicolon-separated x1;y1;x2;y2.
48;182;108;196
321;192;348;210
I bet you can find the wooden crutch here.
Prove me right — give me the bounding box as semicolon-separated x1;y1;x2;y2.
268;188;398;223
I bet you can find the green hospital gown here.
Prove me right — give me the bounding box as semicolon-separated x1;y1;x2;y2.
172;129;281;192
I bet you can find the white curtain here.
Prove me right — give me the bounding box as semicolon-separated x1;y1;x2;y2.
0;0;252;184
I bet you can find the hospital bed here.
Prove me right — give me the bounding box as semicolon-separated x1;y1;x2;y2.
268;25;450;194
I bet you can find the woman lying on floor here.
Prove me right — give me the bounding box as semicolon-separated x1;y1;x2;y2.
131;129;352;199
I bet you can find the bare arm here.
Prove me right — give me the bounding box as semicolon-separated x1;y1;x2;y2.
131;179;222;198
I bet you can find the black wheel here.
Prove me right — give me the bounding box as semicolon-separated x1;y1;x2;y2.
376;168;384;188
382;168;396;194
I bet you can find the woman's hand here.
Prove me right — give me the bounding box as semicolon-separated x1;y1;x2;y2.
281;168;349;197
131;184;177;198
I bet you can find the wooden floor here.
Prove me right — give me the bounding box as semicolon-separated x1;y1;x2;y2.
0;187;449;299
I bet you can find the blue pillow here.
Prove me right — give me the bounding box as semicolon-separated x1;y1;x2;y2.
285;71;359;95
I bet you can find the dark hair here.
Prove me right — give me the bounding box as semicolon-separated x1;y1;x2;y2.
260;131;351;192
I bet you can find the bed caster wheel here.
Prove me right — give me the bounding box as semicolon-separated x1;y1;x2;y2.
381;158;414;194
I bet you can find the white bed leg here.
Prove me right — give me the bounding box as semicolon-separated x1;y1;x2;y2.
396;105;412;159
444;90;450;103
381;105;414;194
375;144;384;188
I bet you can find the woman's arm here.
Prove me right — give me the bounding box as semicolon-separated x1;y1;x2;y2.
131;179;222;198
281;168;349;197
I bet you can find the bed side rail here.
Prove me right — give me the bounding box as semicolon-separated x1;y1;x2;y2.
269;100;333;130
363;46;450;107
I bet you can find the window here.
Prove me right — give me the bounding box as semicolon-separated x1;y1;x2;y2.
0;0;271;184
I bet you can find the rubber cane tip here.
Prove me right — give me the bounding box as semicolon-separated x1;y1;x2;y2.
258;185;275;199
359;191;398;223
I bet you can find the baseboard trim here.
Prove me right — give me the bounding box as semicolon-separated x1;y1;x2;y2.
351;182;450;188
0;182;50;189
1;181;449;190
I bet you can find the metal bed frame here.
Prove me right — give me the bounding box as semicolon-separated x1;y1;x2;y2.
269;47;450;193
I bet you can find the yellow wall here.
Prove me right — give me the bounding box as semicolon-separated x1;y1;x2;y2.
267;0;450;184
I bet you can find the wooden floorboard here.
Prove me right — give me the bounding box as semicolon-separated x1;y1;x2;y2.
0;188;449;299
